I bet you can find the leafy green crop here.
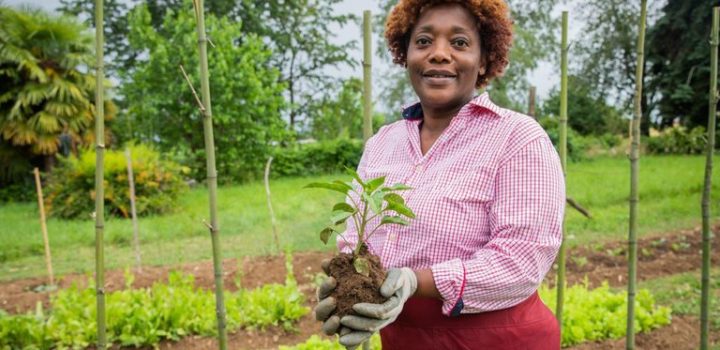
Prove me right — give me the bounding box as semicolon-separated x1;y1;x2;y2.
539;281;671;346
280;334;381;350
0;272;308;349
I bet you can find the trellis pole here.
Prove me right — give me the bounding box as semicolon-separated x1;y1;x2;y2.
33;168;54;286
362;10;373;143
190;0;228;348
555;10;569;332
627;1;647;348
93;0;107;347
700;7;719;350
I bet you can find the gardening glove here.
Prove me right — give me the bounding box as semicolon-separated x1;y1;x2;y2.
338;267;418;348
314;259;341;335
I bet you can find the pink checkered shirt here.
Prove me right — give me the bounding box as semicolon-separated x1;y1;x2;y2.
337;93;565;316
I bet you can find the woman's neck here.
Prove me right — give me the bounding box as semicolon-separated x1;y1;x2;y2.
419;102;466;134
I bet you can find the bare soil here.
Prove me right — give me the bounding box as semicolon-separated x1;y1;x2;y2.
328;248;387;320
1;225;719;349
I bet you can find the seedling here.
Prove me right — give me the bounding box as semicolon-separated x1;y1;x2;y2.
305;167;415;277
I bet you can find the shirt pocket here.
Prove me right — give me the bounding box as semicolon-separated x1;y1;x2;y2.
431;165;495;203
363;163;408;188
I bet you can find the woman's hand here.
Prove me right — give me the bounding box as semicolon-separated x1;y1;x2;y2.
338;267;418;348
313;259;342;335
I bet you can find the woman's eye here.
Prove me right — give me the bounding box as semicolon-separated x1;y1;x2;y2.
416;38;431;45
453;39;469;47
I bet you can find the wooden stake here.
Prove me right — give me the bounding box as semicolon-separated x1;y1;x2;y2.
264;157;281;254
33;168;54;286
125;148;142;271
93;0;107;347
555;10;569;332
627;1;648;349
362;10;373;142
700;7;719;350
528;85;537;119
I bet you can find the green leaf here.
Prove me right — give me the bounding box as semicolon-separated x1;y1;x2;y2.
381;215;410;226
387;202;416;219
383;193;405;205
382;183;413;191
365;176;386;193
320;227;334;245
305;182;352;194
362;192;382;214
332;202;355;213
353;257;370;277
330;210;353;225
345;167;366;189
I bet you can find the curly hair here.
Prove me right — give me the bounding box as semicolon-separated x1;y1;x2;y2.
384;0;513;88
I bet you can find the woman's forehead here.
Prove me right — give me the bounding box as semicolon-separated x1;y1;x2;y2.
413;3;479;33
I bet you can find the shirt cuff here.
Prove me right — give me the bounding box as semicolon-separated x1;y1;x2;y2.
431;258;467;317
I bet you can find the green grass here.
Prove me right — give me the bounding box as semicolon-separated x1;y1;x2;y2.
1;155;719;281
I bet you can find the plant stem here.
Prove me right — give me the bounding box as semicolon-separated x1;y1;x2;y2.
191;0;228;348
627;1;647;349
93;0;106;347
700;7;719;350
555;10;569;332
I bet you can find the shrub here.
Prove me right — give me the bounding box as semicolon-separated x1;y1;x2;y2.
538;117;589;161
280;334;382;350
646;126;707;154
271;138;363;178
45;144;188;219
540;282;671;347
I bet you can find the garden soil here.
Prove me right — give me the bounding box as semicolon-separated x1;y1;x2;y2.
327;248;387;319
1;225;719;349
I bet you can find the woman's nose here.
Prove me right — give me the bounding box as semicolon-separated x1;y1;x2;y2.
428;40;451;64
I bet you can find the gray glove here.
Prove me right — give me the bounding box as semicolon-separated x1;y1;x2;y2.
338;267;418;348
313;259;341;335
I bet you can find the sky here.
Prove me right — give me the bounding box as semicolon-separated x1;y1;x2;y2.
5;0;578;107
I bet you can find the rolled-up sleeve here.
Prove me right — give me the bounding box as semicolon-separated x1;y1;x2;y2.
431;136;565;315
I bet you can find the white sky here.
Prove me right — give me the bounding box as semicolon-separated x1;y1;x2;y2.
5;0;580;106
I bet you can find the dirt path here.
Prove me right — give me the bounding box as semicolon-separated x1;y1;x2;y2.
1;225;719;349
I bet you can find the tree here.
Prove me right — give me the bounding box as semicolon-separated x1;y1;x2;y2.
121;2;287;182
0;6;115;179
373;0;560;113
646;0;720;129
541;76;626;135
307;77;385;141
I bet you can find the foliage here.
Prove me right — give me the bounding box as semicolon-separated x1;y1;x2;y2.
44;144;188;219
271;139;364;178
119;2;288;182
0;272;308;348
280;334;382;350
540;282;671;347
0;6;115;183
646;126;708;154
538;117;589;161
307;78;386;141
306;169;415;274
540;76;627;136
647;0;720;129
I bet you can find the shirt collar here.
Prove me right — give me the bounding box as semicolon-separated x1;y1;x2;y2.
400;92;504;120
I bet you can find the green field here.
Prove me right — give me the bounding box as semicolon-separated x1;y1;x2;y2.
1;155;718;281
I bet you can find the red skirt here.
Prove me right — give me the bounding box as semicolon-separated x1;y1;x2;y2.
379;292;560;350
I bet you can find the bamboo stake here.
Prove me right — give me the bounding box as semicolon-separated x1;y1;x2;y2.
125;148;142;271
627;1;647;349
190;0;228;348
33;167;54;286
528;85;537;119
700;7;719;350
93;0;107;347
555;10;569;331
264;157;281;254
362;10;372;142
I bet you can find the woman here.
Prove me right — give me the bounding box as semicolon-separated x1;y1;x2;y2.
315;1;565;349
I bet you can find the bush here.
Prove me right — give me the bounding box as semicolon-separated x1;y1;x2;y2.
646;126;707;154
538;117;589;161
45;144;188;219
540;282;671;347
271;138;363;178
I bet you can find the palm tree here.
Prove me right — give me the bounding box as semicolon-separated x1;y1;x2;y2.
0;5;114;174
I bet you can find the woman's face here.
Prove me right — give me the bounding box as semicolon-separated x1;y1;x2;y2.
406;3;485;112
